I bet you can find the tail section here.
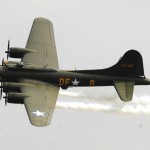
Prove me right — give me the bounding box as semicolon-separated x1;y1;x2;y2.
101;50;145;78
105;50;144;101
73;50;146;101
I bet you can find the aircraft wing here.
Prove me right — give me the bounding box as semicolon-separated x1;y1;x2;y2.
22;17;59;69
20;79;59;127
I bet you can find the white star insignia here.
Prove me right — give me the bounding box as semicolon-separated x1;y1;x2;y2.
71;78;80;86
32;110;45;117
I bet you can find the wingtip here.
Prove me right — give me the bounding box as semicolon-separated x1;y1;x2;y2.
31;121;50;127
34;17;52;24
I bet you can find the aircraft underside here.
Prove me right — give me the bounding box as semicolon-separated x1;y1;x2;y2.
0;17;149;126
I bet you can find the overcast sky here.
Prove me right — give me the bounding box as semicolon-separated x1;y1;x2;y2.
0;0;150;150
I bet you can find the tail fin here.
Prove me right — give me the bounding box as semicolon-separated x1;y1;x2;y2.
103;50;145;78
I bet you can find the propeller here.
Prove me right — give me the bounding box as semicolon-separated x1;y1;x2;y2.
3;93;8;106
2;40;10;67
5;40;10;60
0;60;4;98
0;40;10;103
1;58;4;66
0;82;3;100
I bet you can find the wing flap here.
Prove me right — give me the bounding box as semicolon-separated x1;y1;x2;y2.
114;81;134;101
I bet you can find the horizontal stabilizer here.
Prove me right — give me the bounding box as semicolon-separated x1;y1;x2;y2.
114;81;134;101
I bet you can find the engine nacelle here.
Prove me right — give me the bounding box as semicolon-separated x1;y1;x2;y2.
3;82;22;93
6;92;29;104
6;47;36;58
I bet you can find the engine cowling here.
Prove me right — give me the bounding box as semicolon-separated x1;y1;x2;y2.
6;47;36;58
3;82;22;93
5;92;29;104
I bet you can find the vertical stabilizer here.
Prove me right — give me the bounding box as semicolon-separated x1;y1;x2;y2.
106;50;145;78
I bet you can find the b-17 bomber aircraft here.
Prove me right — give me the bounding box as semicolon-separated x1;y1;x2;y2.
0;17;150;127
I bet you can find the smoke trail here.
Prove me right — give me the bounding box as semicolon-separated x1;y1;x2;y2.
56;90;150;115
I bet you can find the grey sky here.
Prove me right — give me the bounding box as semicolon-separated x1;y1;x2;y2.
0;0;150;150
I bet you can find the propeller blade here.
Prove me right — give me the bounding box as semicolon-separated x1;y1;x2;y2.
7;40;10;60
5;40;10;60
3;93;8;106
0;82;3;100
5;98;7;106
0;85;2;100
7;40;10;51
1;58;4;66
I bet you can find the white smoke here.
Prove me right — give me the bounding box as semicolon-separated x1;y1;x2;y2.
56;89;150;115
